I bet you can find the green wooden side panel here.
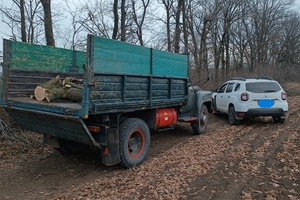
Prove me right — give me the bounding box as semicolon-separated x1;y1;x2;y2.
89;35;189;78
152;49;188;77
8;40;85;73
92;36;150;75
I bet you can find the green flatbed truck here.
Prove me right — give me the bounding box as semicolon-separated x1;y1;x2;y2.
0;34;212;168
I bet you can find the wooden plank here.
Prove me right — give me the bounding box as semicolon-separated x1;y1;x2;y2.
6;69;83;98
92;36;150;75
152;49;188;77
125;91;148;99
7;40;85;73
89;35;189;78
90;91;123;101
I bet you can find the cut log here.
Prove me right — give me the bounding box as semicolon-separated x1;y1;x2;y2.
41;75;62;88
34;75;62;101
63;77;83;90
62;77;83;84
45;88;68;102
34;86;47;101
66;88;82;102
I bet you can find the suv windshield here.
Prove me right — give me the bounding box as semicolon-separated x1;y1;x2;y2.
246;82;281;93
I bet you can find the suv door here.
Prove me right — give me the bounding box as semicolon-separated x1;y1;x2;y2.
215;83;228;112
222;82;235;112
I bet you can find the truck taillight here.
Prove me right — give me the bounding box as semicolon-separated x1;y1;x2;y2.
241;93;249;101
88;126;100;133
281;92;287;100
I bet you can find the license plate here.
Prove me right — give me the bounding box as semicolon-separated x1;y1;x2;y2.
258;99;274;108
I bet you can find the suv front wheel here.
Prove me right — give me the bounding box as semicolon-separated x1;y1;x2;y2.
228;106;241;125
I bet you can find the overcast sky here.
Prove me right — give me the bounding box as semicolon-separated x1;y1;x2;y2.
1;0;300;56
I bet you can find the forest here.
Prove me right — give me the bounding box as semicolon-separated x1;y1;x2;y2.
1;0;300;85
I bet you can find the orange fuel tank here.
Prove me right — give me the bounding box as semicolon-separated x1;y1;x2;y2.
156;108;178;128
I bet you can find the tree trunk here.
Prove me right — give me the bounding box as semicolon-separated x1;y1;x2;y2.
120;0;126;41
174;0;183;53
200;17;210;72
20;0;26;42
165;2;171;52
112;0;118;40
182;0;188;54
40;0;55;46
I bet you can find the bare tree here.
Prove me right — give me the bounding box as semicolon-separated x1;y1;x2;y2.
59;1;86;50
130;0;150;46
186;0;219;79
174;0;183;53
0;0;43;43
78;1;112;38
40;0;55;46
112;0;119;39
277;12;300;64
121;0;126;41
158;0;176;52
20;0;26;42
181;0;188;54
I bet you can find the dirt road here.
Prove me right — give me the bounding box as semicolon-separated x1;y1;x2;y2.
0;92;299;199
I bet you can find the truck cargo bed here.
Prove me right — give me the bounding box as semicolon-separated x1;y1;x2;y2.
6;97;81;112
1;36;190;118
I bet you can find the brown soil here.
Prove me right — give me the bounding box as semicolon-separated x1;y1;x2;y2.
0;83;299;200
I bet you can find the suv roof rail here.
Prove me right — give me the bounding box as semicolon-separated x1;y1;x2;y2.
230;77;246;81
253;76;273;80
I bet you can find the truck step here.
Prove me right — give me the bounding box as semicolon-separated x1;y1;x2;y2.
157;126;174;132
177;117;198;122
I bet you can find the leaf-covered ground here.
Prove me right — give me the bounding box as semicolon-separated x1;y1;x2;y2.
0;83;299;200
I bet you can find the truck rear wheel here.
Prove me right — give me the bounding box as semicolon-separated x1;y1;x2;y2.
191;104;208;135
119;118;150;168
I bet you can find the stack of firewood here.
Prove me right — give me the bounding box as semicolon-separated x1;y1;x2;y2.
33;75;83;102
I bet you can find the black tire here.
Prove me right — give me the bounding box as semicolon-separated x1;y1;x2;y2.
191;104;208;135
59;139;89;154
228;106;240;125
119;118;150;168
272;116;285;124
119;117;128;125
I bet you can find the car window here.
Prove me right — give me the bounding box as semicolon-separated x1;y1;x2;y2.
234;83;240;91
226;83;234;93
218;84;227;93
246;82;281;93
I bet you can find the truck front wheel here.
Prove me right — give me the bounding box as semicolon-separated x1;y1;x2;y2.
119;118;150;168
191;104;208;135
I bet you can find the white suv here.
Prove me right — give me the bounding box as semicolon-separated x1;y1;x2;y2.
212;77;288;125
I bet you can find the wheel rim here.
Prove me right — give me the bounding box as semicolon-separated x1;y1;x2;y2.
127;130;145;159
199;111;207;128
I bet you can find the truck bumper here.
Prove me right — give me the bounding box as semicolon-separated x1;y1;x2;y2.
4;107;100;147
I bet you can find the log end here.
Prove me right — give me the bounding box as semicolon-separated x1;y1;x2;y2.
34;86;46;101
